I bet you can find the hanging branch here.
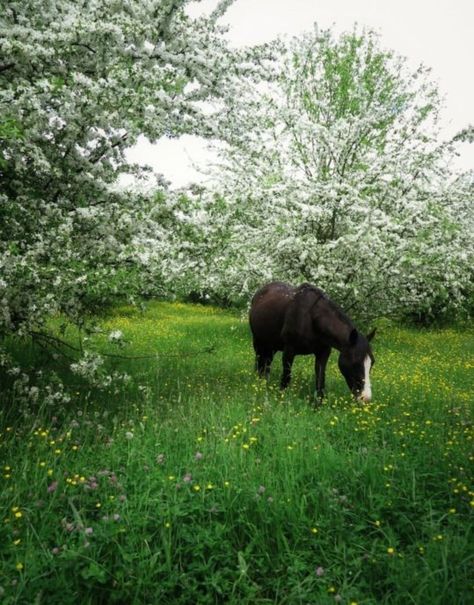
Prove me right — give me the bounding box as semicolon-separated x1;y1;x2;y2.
29;330;216;361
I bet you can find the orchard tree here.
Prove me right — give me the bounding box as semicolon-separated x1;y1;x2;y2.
202;27;473;320
0;0;272;339
0;0;278;399
140;184;244;305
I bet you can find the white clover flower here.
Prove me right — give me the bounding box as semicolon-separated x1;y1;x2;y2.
108;330;124;343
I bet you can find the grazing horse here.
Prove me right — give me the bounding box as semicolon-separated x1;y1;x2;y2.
249;282;375;403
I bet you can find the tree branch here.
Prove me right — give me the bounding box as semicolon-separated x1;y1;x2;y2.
0;62;16;74
71;42;96;54
90;133;128;164
29;330;216;361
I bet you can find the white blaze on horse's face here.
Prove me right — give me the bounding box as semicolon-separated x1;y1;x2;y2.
359;355;372;403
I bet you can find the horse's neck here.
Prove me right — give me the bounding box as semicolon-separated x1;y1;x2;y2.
316;302;353;350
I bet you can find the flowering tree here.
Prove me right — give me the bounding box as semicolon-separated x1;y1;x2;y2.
0;0;252;341
140;184;242;305
185;27;473;321
0;0;281;399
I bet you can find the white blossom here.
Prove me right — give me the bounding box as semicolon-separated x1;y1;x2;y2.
147;28;473;322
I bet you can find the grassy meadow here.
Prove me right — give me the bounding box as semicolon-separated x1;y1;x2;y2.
0;301;473;604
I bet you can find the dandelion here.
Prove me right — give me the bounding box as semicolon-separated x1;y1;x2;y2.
387;547;395;555
311;527;318;534
195;452;203;461
315;566;325;576
125;431;134;440
183;473;192;483
85;527;93;535
257;485;266;495
15;562;23;571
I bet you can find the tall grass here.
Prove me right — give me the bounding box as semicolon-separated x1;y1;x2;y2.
0;302;472;604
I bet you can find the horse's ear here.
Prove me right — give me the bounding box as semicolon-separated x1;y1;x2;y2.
367;328;377;342
349;329;358;346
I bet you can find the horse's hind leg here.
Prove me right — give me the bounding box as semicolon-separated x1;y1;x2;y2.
256;351;274;378
254;342;274;378
280;346;295;389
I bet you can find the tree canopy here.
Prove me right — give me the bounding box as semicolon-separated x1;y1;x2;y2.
0;0;267;336
162;28;472;321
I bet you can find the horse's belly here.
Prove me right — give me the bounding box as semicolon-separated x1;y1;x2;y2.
293;345;315;355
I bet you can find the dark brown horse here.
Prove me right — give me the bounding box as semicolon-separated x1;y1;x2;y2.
249;282;375;403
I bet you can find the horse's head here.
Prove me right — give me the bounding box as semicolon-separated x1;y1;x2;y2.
338;328;376;402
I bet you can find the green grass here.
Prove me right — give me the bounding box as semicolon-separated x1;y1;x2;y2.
0;301;473;604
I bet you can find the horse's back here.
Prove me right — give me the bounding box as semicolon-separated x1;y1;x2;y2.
249;282;294;350
250;281;293;306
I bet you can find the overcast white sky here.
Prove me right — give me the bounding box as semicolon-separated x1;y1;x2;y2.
125;0;474;188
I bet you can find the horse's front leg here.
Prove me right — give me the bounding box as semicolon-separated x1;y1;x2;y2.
314;347;331;405
280;346;295;389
